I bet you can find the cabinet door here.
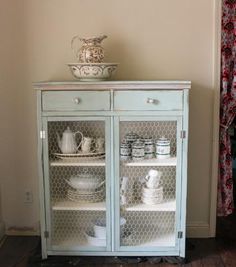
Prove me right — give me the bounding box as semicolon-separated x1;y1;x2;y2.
114;116;183;254
42;117;111;253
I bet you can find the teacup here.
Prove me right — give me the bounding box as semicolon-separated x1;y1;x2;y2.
81;137;95;153
144;169;162;188
95;137;105;153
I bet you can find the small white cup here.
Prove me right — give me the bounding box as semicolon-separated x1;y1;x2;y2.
145;169;162;188
95;137;105;153
81;137;95;153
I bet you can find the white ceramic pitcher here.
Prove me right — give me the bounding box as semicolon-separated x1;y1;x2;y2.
56;127;83;154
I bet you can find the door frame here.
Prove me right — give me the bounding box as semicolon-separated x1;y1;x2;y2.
209;0;222;237
42;116;112;252
113;115;184;254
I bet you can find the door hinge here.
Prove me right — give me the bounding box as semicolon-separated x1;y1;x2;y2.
180;130;186;139
44;231;49;238
178;231;183;239
40;130;46;139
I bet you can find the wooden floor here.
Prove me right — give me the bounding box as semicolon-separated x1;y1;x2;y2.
1;215;236;267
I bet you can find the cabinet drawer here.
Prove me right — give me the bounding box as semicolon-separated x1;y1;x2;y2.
42;91;110;111
114;91;183;111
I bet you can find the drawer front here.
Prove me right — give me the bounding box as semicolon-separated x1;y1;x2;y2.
42;91;110;111
114;91;183;111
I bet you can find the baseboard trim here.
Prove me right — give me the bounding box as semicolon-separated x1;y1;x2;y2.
0;221;5;240
6;226;40;236
187;222;210;238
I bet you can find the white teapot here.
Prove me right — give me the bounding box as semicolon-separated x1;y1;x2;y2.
56;127;83;154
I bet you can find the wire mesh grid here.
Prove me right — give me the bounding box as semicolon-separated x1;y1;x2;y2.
48;120;105;157
49;166;106;202
119;167;176;247
47;120;107;247
120;166;176;205
120;212;175;247
120;120;177;156
119;120;177;247
52;210;106;247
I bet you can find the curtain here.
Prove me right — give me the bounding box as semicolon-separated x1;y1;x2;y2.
217;0;236;216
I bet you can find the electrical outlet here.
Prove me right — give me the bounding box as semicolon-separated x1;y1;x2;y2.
24;191;33;203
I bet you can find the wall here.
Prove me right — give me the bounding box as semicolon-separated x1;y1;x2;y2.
0;0;24;230
0;0;38;231
0;0;217;237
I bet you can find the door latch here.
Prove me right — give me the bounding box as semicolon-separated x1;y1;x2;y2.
40;130;46;139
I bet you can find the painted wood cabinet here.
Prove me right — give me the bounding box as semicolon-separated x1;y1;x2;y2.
35;81;190;259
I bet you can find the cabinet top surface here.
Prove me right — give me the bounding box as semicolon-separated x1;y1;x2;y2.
33;80;191;91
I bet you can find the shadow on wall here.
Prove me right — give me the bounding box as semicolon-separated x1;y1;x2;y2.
187;82;214;222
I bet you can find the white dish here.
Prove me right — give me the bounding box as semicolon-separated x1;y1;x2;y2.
67;187;105;196
67;187;101;194
84;230;106;246
67;195;104;203
54;151;105;159
93;218;106;239
142;186;163;198
68;63;118;81
142;195;163;205
66;173;105;191
67;188;105;203
93;217;126;239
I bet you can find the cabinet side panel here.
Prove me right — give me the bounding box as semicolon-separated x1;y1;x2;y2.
36;90;47;259
179;89;189;257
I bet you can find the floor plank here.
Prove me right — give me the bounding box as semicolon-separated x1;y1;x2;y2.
0;236;38;267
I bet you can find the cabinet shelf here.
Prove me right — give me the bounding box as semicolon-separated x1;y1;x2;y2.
124;199;176;212
52;199;175;212
121;157;177;167
50;158;105;167
52;200;106;211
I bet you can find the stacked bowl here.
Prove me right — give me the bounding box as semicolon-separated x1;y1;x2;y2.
65;173;105;203
141;170;163;205
84;217;126;246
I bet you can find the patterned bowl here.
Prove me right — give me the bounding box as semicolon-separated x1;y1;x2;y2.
68;63;118;81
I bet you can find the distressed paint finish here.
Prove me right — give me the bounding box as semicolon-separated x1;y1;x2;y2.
35;81;190;259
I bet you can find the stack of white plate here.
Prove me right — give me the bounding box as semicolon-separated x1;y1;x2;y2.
141;186;163;205
65;173;105;203
67;187;105;203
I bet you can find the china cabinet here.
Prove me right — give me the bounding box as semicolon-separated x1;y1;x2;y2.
35;81;190;259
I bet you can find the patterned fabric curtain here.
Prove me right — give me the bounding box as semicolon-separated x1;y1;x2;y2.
217;0;236;216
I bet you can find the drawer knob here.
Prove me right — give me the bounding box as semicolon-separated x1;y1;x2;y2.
74;97;81;104
147;98;156;104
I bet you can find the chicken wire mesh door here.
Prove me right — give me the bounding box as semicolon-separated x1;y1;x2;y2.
43;117;111;252
114;117;183;252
